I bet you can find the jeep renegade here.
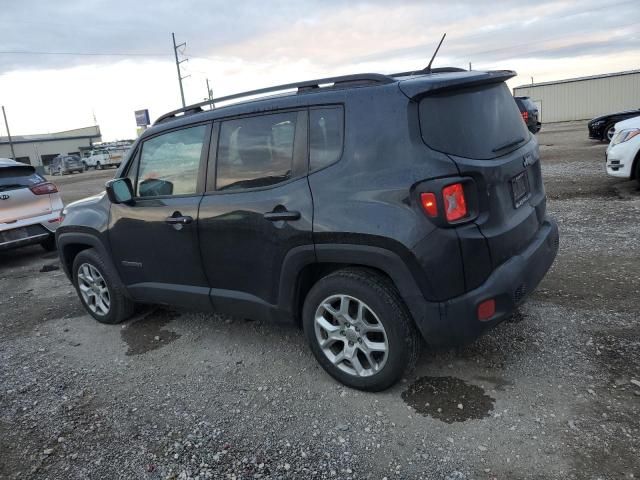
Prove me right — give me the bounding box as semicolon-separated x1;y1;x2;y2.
57;68;559;391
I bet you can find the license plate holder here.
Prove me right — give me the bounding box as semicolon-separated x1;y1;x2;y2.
511;171;531;208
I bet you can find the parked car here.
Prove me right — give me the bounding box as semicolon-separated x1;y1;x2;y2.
57;68;559;391
82;148;125;170
605;116;640;183
50;154;84;175
0;158;62;251
514;96;541;134
588;109;640;142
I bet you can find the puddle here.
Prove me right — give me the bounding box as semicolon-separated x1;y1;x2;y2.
121;308;181;356
401;376;495;423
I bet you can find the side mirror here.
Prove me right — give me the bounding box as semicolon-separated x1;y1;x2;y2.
105;178;134;205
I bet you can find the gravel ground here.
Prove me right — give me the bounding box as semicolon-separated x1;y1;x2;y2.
1;121;639;479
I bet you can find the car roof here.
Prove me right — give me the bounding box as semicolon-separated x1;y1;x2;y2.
0;158;33;169
148;68;516;134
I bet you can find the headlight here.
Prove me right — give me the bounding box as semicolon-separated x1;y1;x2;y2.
611;128;640;145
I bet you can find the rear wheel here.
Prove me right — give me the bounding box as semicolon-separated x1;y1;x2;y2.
72;248;134;324
302;268;421;391
96;162;102;170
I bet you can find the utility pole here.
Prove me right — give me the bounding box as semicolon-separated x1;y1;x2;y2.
469;62;472;71
172;32;189;108
2;106;16;160
206;78;214;109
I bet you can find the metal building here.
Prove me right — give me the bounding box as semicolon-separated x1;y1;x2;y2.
0;126;101;172
513;70;640;123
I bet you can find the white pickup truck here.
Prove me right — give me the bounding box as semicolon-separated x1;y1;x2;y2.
82;148;127;170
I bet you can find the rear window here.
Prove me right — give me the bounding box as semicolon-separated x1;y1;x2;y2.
309;107;344;171
0;166;44;192
419;82;530;160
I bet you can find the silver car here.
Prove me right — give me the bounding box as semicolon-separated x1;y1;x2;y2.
0;158;63;251
50;154;84;175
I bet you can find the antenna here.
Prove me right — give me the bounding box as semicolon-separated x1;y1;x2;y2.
424;33;446;73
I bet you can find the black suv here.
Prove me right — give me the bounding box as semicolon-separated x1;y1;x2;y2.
514;96;541;134
57;68;559;391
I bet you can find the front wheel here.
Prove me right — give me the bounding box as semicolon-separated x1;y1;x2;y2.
72;248;134;324
96;162;102;170
302;268;421;391
604;123;615;142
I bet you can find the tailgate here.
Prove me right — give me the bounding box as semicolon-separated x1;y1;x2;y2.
0;167;53;224
417;79;545;272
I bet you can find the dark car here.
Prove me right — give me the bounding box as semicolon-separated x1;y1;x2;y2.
588;109;640;142
514;96;541;134
56;68;559;391
50;154;84;175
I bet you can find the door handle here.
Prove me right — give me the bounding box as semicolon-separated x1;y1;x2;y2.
165;215;193;225
263;210;301;222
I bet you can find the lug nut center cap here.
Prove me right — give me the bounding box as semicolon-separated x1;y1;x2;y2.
345;328;359;343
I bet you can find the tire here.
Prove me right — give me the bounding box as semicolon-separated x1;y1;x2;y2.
302;268;421;391
96;162;102;170
40;235;56;252
82;162;88;172
634;154;640;186
603;123;615;142
72;248;134;324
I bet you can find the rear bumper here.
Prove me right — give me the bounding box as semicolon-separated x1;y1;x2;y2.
413;217;559;347
0;211;62;250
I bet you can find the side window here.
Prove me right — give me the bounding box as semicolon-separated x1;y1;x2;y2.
309;107;344;171
216;112;297;191
136;125;207;197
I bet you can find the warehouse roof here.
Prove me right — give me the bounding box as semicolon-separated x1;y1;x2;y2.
0;125;101;145
514;69;640;90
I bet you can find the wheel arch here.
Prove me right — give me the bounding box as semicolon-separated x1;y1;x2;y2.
57;232;115;283
279;244;436;329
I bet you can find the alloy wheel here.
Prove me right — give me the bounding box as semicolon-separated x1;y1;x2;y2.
77;263;111;315
607;126;615;141
314;294;389;377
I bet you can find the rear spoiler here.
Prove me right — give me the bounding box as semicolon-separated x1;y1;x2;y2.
398;70;516;99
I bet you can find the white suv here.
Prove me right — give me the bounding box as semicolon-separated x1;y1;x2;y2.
0;159;63;251
606;116;640;184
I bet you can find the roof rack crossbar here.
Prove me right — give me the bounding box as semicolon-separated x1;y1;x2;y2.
154;73;394;125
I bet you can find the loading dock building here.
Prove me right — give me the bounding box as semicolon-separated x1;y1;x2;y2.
513;69;640;123
0;126;101;171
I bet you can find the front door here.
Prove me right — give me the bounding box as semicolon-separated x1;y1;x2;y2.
198;111;314;320
108;123;213;310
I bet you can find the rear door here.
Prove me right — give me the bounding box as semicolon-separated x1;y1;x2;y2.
419;82;545;270
198;110;313;319
0;166;52;224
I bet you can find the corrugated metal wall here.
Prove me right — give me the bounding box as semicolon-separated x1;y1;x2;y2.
513;71;640;123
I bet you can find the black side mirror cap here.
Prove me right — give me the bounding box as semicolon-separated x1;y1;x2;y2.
105;178;135;205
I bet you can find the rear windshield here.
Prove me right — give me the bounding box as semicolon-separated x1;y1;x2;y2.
419;82;530;160
0;166;45;192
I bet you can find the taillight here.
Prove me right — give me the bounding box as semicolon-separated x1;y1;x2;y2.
521;111;529;121
442;183;468;222
420;192;438;217
30;182;58;195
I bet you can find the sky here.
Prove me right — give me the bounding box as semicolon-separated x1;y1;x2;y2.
1;0;639;141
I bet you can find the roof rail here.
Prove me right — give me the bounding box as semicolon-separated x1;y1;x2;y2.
154;73;394;125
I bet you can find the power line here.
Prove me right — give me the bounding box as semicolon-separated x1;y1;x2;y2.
0;50;170;57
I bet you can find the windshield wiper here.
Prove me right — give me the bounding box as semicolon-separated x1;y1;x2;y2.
492;137;525;153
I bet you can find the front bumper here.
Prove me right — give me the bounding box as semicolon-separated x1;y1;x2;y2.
605;141;637;179
588;123;604;139
413;218;559;347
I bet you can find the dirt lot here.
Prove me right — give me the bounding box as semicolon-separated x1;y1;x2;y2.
1;122;638;480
